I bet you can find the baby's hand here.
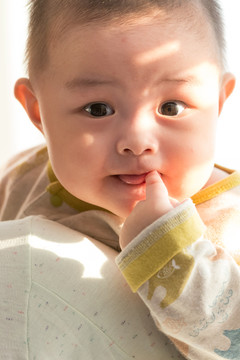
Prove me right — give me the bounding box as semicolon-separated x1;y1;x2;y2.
119;171;179;249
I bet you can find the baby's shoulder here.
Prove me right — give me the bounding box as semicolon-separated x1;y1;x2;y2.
0;144;49;220
1;144;48;181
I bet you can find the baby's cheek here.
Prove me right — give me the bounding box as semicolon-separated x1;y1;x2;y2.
81;133;95;147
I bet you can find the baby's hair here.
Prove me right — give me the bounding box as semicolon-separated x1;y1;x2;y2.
25;0;226;78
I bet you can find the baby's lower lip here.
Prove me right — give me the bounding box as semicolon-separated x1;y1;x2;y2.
117;174;148;185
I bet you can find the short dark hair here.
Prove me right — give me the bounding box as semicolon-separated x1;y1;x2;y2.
25;0;226;78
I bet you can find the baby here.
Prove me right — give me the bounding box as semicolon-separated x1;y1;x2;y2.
1;0;240;359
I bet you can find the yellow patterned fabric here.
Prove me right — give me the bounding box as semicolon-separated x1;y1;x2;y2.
117;201;205;292
115;172;240;359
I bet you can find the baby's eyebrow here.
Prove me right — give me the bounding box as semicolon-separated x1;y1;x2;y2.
157;75;200;86
65;77;118;90
65;74;199;91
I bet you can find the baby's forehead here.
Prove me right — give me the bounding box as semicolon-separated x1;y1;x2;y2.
45;12;221;87
50;6;217;59
28;1;224;80
51;4;209;43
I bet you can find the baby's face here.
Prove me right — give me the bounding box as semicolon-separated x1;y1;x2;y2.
33;13;232;217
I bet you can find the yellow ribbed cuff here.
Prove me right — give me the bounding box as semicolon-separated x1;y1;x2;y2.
116;200;205;292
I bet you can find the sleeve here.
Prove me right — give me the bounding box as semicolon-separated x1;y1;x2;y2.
116;199;240;360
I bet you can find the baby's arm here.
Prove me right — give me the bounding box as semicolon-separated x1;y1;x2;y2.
117;172;240;359
119;171;177;249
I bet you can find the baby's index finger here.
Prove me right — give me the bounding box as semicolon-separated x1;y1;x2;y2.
145;170;169;199
145;170;161;185
145;171;174;215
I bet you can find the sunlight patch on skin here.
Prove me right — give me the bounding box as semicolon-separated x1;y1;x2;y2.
29;235;107;279
188;62;221;103
136;41;180;65
82;133;95;147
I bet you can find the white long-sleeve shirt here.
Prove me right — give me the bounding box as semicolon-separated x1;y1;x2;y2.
1;144;240;359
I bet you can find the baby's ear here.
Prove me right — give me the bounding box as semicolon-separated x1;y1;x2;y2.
14;78;44;134
218;72;236;115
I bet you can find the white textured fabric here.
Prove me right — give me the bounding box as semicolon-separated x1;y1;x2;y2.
0;216;184;359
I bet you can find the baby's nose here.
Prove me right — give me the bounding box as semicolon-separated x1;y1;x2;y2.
116;120;159;156
117;140;157;156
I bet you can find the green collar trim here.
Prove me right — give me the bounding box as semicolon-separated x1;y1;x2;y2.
191;165;240;205
46;161;107;212
46;161;240;212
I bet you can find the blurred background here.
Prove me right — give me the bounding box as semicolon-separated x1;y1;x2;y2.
0;0;239;169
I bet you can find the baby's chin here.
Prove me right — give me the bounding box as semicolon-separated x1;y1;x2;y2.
111;199;143;219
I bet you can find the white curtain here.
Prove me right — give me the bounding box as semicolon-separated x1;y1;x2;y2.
0;0;239;168
0;0;43;168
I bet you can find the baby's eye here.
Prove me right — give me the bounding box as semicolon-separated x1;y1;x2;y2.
158;101;186;117
84;102;115;117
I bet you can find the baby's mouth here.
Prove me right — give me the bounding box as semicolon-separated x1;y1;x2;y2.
118;174;148;185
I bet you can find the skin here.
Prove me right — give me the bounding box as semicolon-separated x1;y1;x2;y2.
15;10;235;249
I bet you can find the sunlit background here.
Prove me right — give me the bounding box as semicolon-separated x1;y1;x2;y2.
0;0;239;169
